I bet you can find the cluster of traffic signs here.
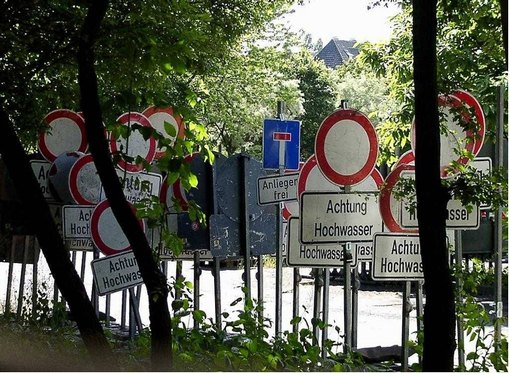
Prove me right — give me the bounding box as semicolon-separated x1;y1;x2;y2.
265;90;488;282
33;107;185;295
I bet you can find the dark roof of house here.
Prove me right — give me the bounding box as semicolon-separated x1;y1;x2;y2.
315;38;359;69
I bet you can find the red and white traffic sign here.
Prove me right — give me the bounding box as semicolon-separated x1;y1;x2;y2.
452;90;485;156
411;94;476;178
350;168;384;191
282;162;303;220
379;163;418;233
90;199;145;256
38;109;88;162
297;155;343;198
48;151;83;204
315;109;378;186
109;112;156;173
142;106;185;160
69;154;104;205
392;150;415;170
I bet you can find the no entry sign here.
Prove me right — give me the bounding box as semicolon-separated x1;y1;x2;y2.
315;109;378;186
69;154;104;205
90;200;145;256
38;109;88;162
109;112;156;173
142;106;185;160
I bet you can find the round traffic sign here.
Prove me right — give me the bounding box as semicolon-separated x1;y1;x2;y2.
109;112;156;173
48;151;83;204
90;200;145;256
451;90;485;156
38;109;88;162
379;163;418;233
281;163;303;220
142;106;185;160
297;154;343;198
351;168;384;192
392;150;415;170
411;94;475;178
315;109;378;186
69;154;105;205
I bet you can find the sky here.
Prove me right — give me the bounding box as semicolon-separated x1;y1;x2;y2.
282;0;400;44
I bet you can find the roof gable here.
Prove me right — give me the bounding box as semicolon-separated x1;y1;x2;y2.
316;38;359;69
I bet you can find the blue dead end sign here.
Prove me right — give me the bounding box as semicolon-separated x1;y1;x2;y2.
263;119;300;170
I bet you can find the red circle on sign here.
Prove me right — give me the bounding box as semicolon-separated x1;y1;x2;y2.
379;163;418;233
351;168;384;191
393;150;415;170
451;90;485;156
109;112;156;173
411;95;475;178
90;200;145;256
38;109;88;162
281;162;303;220
142;106;185;160
69;154;104;205
315;109;378;186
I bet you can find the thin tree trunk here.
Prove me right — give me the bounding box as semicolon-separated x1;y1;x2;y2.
412;0;456;371
77;1;172;370
0;105;117;370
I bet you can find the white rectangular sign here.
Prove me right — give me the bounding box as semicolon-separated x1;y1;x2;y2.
355;241;374;262
372;232;423;281
62;205;94;239
91;250;143;296
116;169;162;204
30;160;53;200
67;239;93;251
287;218;357;267
299;192;382;244
399;170;479;229
257;172;298;205
471;157;492;209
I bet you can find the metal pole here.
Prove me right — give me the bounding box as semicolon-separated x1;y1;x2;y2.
494;85;504;348
321;268;330;358
105;294;111;327
32;241;39;320
343;243;352;353
193;251;201;329
312;268;323;345
5;236;15;314
416;281;424;366
401;281;412;371
121;289;127;330
213;258;222;328
80;251;87;281
256;255;264;322
275;101;285;337
351;267;360;349
292;267;301;334
239;155;251;301
16;236;29;317
455;231;465;369
175;260;183;300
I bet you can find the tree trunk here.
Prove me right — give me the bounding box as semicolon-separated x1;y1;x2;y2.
77;1;173;370
0;106;117;370
412;0;456;371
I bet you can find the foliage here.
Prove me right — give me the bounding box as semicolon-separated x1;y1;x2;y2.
409;259;508;371
356;0;507;166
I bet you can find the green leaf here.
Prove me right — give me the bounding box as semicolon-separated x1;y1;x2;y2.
164;121;177;138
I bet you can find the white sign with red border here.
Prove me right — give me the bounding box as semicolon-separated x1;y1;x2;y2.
90;200;145;256
69;154;104;205
91;250;143;296
117;169;162;204
315;109;378;186
109;112;156;173
38;109;88;162
142;106;185;160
